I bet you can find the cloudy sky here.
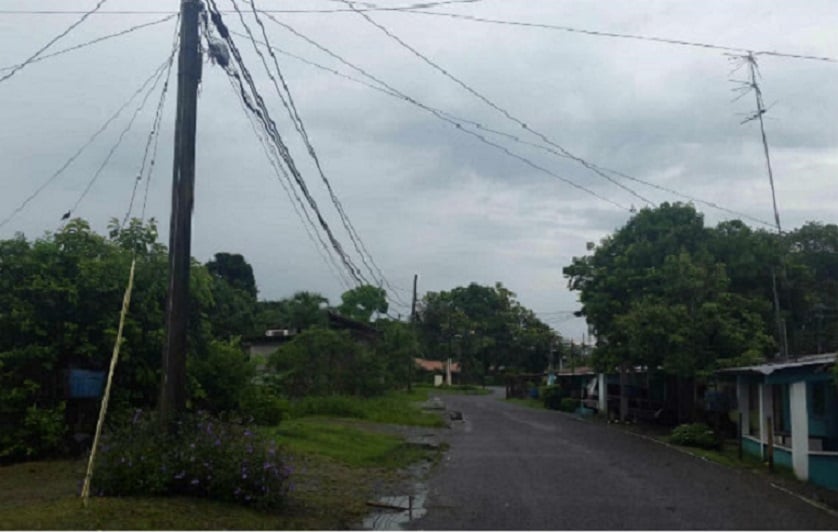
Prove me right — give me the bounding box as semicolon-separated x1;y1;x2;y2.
1;0;836;339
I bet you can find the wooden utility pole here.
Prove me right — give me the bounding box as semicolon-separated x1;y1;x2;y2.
160;0;202;423
407;273;418;392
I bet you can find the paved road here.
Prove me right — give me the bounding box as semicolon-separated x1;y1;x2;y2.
408;389;838;530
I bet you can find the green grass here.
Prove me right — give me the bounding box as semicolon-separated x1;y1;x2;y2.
288;390;446;428
269;418;431;468
0;391;446;530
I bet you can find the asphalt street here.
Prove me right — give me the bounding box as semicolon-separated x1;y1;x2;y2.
408;389;838;530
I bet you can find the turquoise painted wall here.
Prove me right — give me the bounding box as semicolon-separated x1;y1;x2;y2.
743;437;762;458
809;455;838;491
774;447;792;469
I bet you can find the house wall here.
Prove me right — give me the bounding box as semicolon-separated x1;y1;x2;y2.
742;436;762;458
809;454;838;490
774;446;793;469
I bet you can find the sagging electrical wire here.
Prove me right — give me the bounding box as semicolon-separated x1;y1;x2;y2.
204;0;369;287
0;0;109;84
254;17;774;228
0;57;173;230
232;0;409;307
0;15;176;74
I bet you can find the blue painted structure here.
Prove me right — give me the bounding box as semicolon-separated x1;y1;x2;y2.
719;353;838;491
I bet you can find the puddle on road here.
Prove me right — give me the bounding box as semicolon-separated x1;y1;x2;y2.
361;458;434;530
362;490;428;530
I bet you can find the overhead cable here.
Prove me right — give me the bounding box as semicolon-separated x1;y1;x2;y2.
0;57;172;230
243;24;774;228
205;0;370;286
344;1;654;208
241;1;408;306
0;1;481;16
0;0;108;84
123;24;179;228
264;13;628;211
224;72;354;291
0;15;176;74
68;59;173;220
396;10;837;64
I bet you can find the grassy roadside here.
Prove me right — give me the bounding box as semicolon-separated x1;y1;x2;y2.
0;390;447;530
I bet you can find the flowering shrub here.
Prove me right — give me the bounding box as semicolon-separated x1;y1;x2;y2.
93;410;291;509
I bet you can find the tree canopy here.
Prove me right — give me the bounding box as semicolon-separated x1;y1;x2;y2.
564;202;838;379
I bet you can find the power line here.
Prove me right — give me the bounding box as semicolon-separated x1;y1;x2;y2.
232;1;381;286
67;58;173;220
0;15;176;74
343;1;654;208
124;23;180;228
222;70;354;291
241;25;775;228
0;0;108;84
0;1;481;16
263;13;630;212
239;1;409;307
396;10;838;64
205;0;370;288
0;58;172;230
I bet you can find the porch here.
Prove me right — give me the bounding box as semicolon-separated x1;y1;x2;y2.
721;353;838;490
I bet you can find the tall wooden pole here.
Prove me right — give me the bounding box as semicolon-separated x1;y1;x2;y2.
160;0;202;423
407;273;418;392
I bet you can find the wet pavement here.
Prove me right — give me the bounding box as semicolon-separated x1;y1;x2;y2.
404;388;838;530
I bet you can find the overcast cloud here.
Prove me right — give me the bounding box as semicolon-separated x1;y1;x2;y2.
1;0;836;339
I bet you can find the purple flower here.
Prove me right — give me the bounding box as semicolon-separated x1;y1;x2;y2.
174;470;185;480
243;429;253;438
191;478;200;486
242;472;248;480
214;438;221;447
132;409;142;424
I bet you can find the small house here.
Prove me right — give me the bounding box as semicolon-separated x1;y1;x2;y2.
415;357;460;386
718;353;838;490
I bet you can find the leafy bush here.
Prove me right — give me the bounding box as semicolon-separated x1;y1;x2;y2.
93;410;291;509
190;339;255;414
288;396;368;419
559;397;578;413
0;400;66;461
669;423;718;449
270;327;391;398
238;386;288;426
541;386;565;410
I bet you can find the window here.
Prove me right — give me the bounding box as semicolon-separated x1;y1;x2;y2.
772;384;789;433
811;381;826;417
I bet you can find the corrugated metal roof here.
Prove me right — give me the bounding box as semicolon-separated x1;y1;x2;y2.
718;353;836;375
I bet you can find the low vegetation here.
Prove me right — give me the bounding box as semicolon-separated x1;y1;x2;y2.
668;423;719;450
0;389;445;530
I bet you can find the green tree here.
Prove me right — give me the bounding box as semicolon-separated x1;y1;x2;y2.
563;203;776;420
206;252;257;299
338;285;388;322
417;282;558;382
